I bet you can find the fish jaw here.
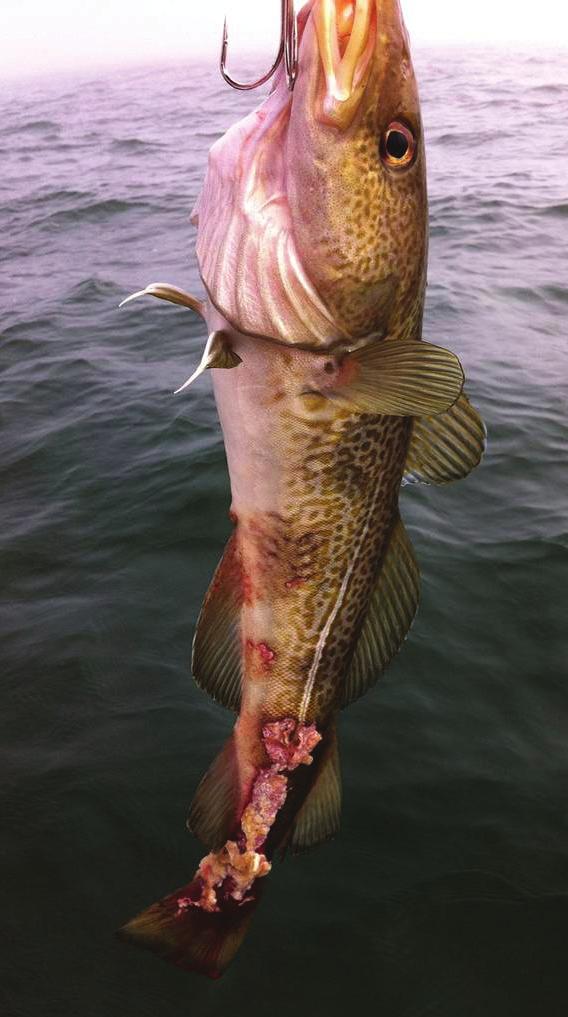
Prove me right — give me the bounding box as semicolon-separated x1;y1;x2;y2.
308;0;413;128
312;0;377;127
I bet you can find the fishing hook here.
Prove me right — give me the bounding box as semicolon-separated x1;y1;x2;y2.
220;0;298;92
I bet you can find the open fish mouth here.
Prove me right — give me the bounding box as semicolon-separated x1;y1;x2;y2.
313;0;377;127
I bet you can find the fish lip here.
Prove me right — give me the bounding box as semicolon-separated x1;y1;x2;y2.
312;0;377;128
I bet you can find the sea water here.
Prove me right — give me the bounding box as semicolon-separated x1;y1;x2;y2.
1;48;567;1016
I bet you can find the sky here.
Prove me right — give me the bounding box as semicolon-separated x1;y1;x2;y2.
0;0;566;79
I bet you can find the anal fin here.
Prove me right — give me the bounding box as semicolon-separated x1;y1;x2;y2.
290;720;342;852
192;533;242;713
404;392;487;485
187;734;240;850
341;515;420;708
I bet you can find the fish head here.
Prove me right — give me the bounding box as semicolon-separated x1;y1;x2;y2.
195;0;427;348
286;0;428;342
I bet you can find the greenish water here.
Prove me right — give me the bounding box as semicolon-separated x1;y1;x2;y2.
1;49;567;1016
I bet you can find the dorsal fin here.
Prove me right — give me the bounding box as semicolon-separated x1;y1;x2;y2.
290;719;342;852
192;534;243;713
341;516;420;708
404;392;487;486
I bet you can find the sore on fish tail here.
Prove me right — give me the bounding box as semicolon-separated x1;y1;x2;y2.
119;718;339;977
118;879;262;979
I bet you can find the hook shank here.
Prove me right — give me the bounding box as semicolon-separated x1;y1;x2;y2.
220;0;298;92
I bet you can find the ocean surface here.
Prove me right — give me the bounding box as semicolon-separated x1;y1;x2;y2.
1;47;567;1017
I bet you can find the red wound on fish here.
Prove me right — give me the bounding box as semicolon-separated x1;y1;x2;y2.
245;639;276;667
180;720;321;915
258;642;275;664
241;769;288;850
263;718;322;770
285;576;306;589
188;841;272;913
241;569;255;605
120;720;325;975
333;355;358;389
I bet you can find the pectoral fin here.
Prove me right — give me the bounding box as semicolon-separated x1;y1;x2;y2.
174;332;242;395
119;282;206;319
192;533;243;713
333;338;464;417
404;392;487;485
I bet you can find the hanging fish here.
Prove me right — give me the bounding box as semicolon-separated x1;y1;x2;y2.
118;0;485;977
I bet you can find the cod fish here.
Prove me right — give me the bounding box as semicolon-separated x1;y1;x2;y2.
119;0;485;978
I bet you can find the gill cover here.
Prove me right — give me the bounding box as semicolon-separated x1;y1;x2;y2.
194;0;426;348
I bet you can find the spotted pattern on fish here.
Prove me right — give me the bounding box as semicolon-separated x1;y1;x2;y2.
231;380;412;724
287;22;428;343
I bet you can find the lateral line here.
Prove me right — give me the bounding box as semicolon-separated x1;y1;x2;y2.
298;470;390;721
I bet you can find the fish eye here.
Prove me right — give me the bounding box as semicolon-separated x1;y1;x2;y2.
380;121;416;169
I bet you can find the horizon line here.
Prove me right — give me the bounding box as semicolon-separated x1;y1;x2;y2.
1;40;566;86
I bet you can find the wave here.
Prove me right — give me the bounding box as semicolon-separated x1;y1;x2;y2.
109;138;163;154
3;189;91;217
2;118;59;136
541;284;568;305
62;277;124;303
496;284;568;307
529;83;568;95
536;202;568;219
434;130;496;147
36;198;153;228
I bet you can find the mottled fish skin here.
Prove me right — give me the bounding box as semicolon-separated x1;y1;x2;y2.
199;0;426;734
211;315;411;726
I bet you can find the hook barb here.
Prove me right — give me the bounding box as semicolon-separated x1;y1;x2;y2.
220;0;298;92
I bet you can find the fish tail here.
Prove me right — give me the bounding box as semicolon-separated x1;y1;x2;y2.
119;733;257;978
119;718;341;977
118;877;262;978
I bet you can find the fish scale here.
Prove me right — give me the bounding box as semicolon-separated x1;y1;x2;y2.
212;330;411;723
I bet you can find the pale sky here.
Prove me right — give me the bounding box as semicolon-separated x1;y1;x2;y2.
0;0;566;79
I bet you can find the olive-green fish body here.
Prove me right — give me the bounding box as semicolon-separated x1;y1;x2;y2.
207;324;411;727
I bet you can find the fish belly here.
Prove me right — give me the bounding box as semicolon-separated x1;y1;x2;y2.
211;326;411;727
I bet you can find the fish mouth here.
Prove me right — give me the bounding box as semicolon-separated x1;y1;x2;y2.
312;0;377;128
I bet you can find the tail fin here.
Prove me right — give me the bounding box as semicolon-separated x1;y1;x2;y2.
119;718;326;976
119;733;263;977
118;879;262;979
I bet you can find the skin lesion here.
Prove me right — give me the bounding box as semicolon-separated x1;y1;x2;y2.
245;639;277;674
236;511;325;601
180;720;322;915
